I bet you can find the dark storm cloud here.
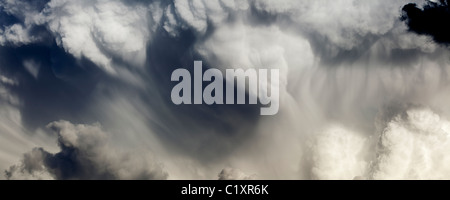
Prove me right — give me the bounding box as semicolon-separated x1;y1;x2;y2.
5;120;167;180
402;0;450;45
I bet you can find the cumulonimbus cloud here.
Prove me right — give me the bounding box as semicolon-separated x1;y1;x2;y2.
1;0;450;180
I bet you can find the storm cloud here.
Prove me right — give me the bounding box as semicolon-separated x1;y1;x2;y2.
1;0;450;180
5;120;167;180
402;0;450;45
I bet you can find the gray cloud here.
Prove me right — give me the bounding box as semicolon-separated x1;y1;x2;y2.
5;120;167;180
218;167;256;180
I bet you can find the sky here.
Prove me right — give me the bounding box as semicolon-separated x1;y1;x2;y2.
1;0;450;180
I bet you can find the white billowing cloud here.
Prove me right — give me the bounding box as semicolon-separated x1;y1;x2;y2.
299;106;450;180
0;0;46;23
1;0;426;75
1;0;158;76
196;22;314;70
309;125;368;180
218;167;256;180
372;107;450;180
41;0;153;74
163;4;180;37
296;106;450;180
196;21;314;105
253;0;426;56
174;0;208;34
0;24;41;45
172;0;248;34
5;120;168;180
0;0;252;73
0;0;48;45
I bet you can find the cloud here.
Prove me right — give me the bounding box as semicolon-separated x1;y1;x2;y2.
171;0;249;34
401;0;450;45
253;0;415;56
44;0;154;75
295;105;450;180
371;106;450;179
308;125;368;180
2;0;450;180
22;59;40;79
5;120;168;180
218;167;256;180
4;148;53;180
1;0;157;79
0;24;41;45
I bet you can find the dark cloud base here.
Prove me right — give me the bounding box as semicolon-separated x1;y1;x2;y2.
5;121;168;180
402;0;450;45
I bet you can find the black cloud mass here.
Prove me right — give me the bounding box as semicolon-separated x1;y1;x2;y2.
402;0;450;45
